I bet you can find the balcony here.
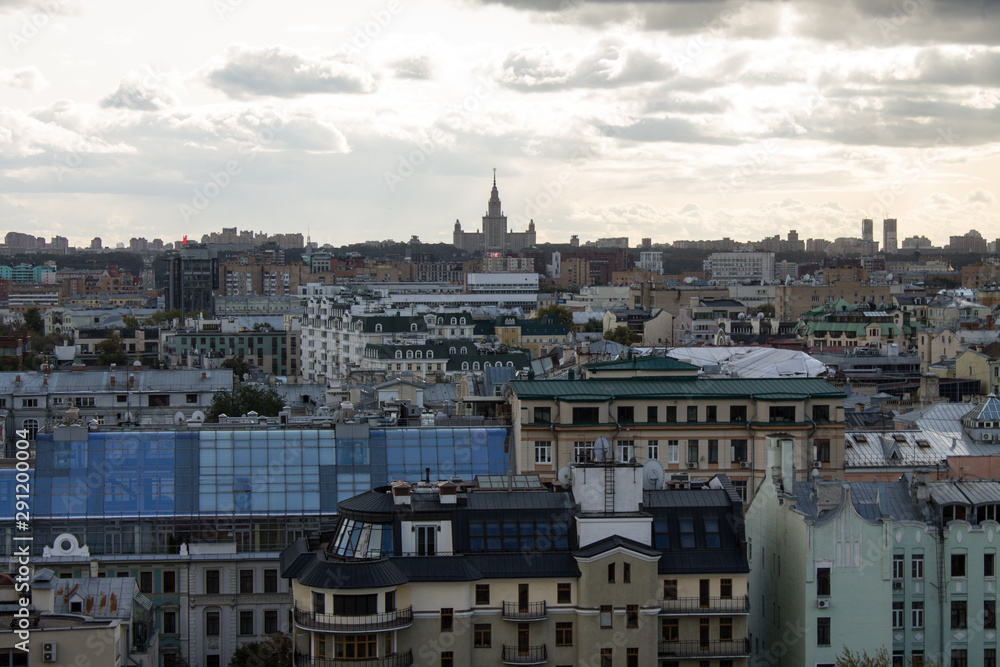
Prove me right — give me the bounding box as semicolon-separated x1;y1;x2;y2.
293;607;413;633
658;639;750;658
502;601;547;621
501;645;548;665
659;596;750;615
293;651;413;667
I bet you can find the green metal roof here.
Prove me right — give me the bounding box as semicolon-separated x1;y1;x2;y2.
584;357;700;373
805;322;903;336
508;377;845;401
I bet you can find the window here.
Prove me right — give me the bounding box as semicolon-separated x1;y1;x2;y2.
679;518;696;549
721;579;733;599
22;418;38;440
911;601;923;628
769;406;795;422
186;393;198;404
708;440;718;464
313;592;325;614
817;567;831;596
533;407;551;423
892;554;905;580
986;600;997;630
473;623;491;647
952;600;967;629
687;406;698;422
21;398;37;408
813;405;831;422
666;406;677;422
163;610;176;634
264;610;278;634
731;439;747;463
814;439;831;463
952;649;967;667
264;569;277;593
911;651;924;667
417;525;436;556
624;562;631;583
663;579;678;600
574;441;594;463
240;569;254;594
667;440;679;464
600;605;613;628
207;657;220;667
558;583;571;604
572;407;600;424
705;519;721;548
647;440;659;460
149;394;169;407
205;570;220;594
734;480;748;503
987;648;997;667
912;554;924;579
687;440;699;464
163;571;176;593
892;601;904;629
385;591;395;612
988;553;996;578
206;611;220;636
952;553;967;577
534;441;552;465
335;635;376;659
817;617;831;646
608;563;616;583
476;584;490;605
334;595;377;616
647;406;658;422
139;571;152;594
720;616;733;640
618;440;633;462
627;648;638;667
601;648;613;667
653;519;670;548
730;405;747;422
617;406;635;423
239;610;254;635
556;622;573;646
662;618;678;641
441;608;453;632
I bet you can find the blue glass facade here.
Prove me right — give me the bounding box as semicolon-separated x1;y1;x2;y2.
1;426;509;554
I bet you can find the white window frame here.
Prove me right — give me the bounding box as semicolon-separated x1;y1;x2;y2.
534;441;552;465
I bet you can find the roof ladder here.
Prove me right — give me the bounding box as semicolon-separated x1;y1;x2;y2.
604;463;615;514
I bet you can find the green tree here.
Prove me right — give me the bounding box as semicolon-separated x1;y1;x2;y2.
221;357;251;385
227;633;292;667
122;315;139;328
96;331;128;366
537;305;573;328
207;384;285;422
757;303;776;318
603;325;637;346
582;318;604;333
142;309;182;326
23;307;43;334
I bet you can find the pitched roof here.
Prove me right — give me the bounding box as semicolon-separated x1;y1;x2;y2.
584;357;700;373
574;535;661;559
508;377;845;401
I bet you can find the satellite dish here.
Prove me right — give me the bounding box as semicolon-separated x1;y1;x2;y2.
191;410;205;423
557;465;574;488
642;459;665;490
594;437;611;462
738;312;746;320
683;276;694;284
123;412;134;423
174;411;186;425
757;312;764;320
887;273;893;282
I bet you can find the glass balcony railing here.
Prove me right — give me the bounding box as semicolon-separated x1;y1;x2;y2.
293;607;413;633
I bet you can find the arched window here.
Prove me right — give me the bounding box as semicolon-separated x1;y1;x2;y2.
473;362;480;370
411;323;418;331
507;361;514;367
395;351;402;359
22;418;38;441
375;323;382;332
437;317;443;324
449;347;456;354
451;317;457;325
427;351;434;359
460;317;466;324
484;362;491;368
462;362;469;370
415;351;422;359
406;350;413;359
461;347;467;354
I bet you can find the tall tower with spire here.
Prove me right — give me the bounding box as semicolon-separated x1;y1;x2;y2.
483;169;508;253
451;172;536;253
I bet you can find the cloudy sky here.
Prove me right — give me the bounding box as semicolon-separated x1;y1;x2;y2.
1;0;998;249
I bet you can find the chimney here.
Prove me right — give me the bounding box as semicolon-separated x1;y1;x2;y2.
438;481;457;504
392;481;412;505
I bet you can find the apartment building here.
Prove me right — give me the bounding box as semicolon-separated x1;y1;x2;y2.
506;375;846;505
282;468;749;667
705;252;775;284
749;469;1000;667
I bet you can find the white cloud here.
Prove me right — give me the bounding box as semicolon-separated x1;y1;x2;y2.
0;66;48;91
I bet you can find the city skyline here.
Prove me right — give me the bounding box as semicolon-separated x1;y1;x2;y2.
1;0;999;248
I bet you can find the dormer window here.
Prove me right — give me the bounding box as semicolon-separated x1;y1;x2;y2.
473;362;480;370
407;350;413;359
462;362;469;370
450;347;456;354
451;317;457;325
416;351;422;359
395;351;402;359
461;347;468;354
460;318;466;324
411;323;418;331
427;351;433;359
438;317;443;324
944;505;968;523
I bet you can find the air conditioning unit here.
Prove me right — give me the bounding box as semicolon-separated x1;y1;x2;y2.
813;461;822;468
816;599;830;609
892;580;904;592
984;433;993;442
739;462;750;469
42;644;57;662
686;462;698;469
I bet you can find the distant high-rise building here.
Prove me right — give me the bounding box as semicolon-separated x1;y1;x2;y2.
90;237;102;250
641;237;652;250
165;243;219;315
862;218;873;242
452;173;536;254
883;219;898;254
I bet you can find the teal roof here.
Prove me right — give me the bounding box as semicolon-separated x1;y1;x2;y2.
805;322;903;336
508;377;845;401
584;357;700;373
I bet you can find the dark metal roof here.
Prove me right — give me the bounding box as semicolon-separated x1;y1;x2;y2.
338;490;395;515
467;492;576;512
644;489;732;509
470;553;580;579
574;535;661;559
394;556;483;581
584;357;700;373
279;537;314;580
296;557;409;589
659;551;749;574
508;377;845;401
